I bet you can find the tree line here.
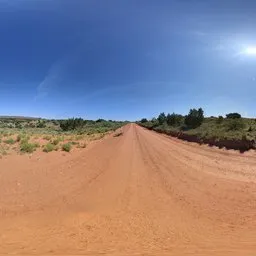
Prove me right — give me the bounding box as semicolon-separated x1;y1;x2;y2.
140;109;243;129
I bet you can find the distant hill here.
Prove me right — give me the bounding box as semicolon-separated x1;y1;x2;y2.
0;116;41;120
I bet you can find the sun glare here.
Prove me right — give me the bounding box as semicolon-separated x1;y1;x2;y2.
244;46;256;55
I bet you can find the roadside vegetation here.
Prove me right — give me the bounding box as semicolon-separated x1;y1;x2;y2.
139;109;256;151
0;117;126;156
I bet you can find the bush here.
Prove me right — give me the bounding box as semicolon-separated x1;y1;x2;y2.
16;134;22;142
4;138;15;144
36;120;46;128
43;135;52;140
52;138;60;145
43;143;55;152
226;119;245;131
166;113;183;126
248;126;253;132
15;121;22;129
96;119;105;123
60;118;85;131
226;113;241;119
216;115;224;124
184;108;204;128
62;143;72;152
20;142;38;153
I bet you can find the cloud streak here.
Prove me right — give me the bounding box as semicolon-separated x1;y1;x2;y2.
34;51;76;101
34;61;61;101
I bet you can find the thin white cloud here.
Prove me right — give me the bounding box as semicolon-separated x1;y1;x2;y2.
34;58;65;101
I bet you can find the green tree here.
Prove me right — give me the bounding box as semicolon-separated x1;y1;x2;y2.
157;112;166;125
226;113;241;119
140;118;148;123
166;113;183;126
184;108;204;128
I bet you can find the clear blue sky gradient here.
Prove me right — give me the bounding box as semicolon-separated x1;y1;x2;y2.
0;0;255;120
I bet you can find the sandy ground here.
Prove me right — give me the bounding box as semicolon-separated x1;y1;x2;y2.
0;124;255;255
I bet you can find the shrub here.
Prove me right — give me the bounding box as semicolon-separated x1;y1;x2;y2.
60;118;85;131
184;108;204;128
16;134;22;142
4;138;15;144
43;143;55;152
20;142;38;153
226;119;245;131
70;141;79;145
52;138;60;145
248;126;253;132
96;119;105;123
43;135;52;140
216;115;224;124
226;113;241;119
36;120;46;128
15;121;22;129
75;135;84;140
62;143;72;152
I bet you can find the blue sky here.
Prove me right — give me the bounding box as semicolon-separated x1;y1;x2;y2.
0;0;255;120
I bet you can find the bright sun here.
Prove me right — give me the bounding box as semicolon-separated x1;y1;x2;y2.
244;46;256;55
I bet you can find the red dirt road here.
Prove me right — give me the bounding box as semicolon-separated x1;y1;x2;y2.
0;124;256;255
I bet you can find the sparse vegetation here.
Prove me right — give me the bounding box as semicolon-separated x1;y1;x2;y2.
226;119;245;131
62;143;72;152
0;117;127;155
4;138;15;145
20;141;39;153
43;143;55;153
138;109;256;151
52;138;61;145
43;135;52;140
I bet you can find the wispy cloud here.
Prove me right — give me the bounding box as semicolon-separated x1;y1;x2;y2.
34;62;60;101
34;53;73;101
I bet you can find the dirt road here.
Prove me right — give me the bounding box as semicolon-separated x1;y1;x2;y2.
0;124;255;255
